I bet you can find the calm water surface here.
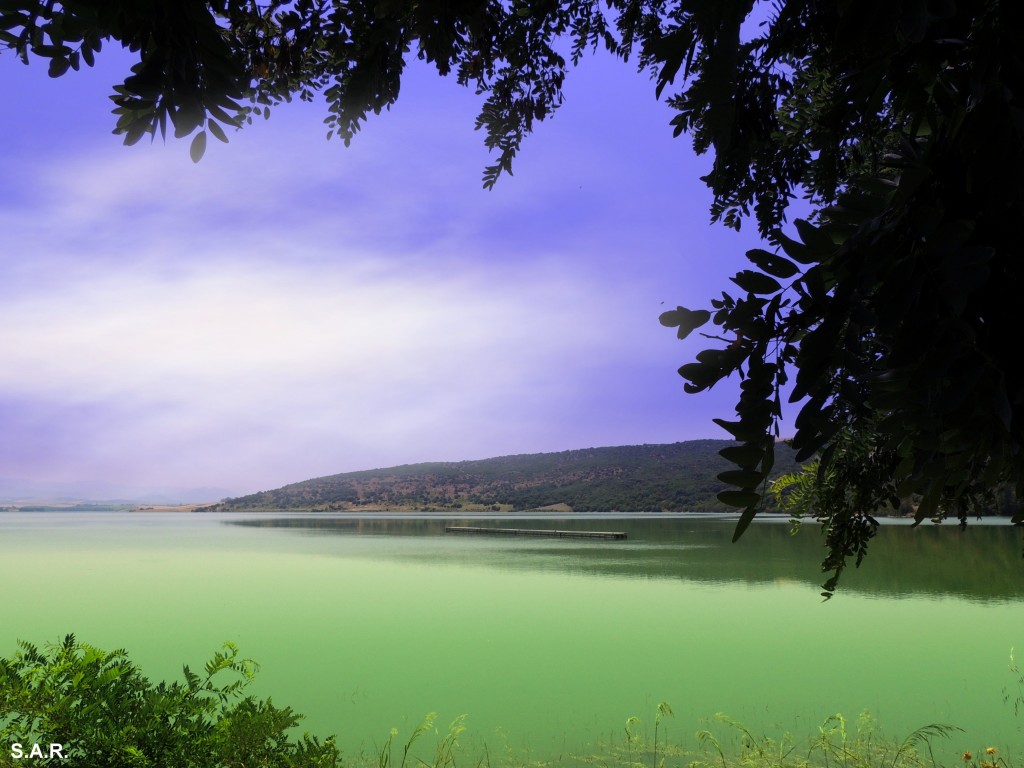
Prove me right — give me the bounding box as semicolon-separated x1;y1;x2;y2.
1;512;1022;760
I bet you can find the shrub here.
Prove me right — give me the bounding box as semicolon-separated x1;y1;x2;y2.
0;635;337;768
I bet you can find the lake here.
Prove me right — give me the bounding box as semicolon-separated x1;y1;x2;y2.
1;511;1022;763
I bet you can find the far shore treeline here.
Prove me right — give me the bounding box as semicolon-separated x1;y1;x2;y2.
200;440;1019;517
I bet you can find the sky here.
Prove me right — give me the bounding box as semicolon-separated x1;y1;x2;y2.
0;38;777;502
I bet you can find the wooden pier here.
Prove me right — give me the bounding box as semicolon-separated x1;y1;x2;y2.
445;526;626;540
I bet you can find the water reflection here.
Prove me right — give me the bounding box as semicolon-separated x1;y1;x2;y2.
227;515;1024;603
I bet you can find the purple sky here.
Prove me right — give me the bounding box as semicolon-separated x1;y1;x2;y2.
0;41;780;502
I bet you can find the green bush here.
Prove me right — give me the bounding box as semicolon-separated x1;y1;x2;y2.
0;635;337;768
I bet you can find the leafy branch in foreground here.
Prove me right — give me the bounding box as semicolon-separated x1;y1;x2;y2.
768;430;889;599
660;2;1024;590
0;634;338;768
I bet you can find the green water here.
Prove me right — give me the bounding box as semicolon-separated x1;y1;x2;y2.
1;512;1022;761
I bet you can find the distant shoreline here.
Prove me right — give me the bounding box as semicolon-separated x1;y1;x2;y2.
0;503;209;513
2;507;1019;526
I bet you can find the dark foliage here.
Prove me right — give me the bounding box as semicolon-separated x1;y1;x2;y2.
659;1;1024;588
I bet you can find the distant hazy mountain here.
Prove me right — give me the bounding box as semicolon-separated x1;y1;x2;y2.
0;477;232;506
201;440;803;513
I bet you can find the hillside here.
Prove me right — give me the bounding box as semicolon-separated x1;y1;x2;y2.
201;440;803;513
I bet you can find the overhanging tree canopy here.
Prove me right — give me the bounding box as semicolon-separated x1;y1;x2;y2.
3;0;1022;593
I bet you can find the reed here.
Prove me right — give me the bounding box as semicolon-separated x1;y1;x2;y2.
347;709;1013;768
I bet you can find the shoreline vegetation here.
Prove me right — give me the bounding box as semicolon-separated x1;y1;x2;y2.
197;441;801;515
186;440;1017;520
1;638;1020;768
350;709;1012;768
4;506;1020;524
7;508;1020;525
4;441;1019;518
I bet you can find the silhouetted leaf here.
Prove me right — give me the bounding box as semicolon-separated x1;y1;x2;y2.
712;418;765;442
190;131;207;163
793;218;834;255
659;307;711;339
718;469;764;487
746;249;800;278
719;444;765;469
47;56;70;77
207;120;228;143
717;489;760;508
731;270;782;295
731;504;759;541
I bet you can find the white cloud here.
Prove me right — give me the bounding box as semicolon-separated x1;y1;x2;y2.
1;54;759;496
0;146;671;491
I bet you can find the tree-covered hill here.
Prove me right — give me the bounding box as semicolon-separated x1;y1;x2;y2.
201;440;804;513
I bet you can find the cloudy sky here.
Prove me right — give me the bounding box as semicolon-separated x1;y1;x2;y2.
0;38;776;502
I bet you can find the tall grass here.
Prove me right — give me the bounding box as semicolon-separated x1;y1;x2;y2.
374;713;468;768
353;707;1010;768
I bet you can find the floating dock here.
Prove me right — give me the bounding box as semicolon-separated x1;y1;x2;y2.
445;526;626;540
